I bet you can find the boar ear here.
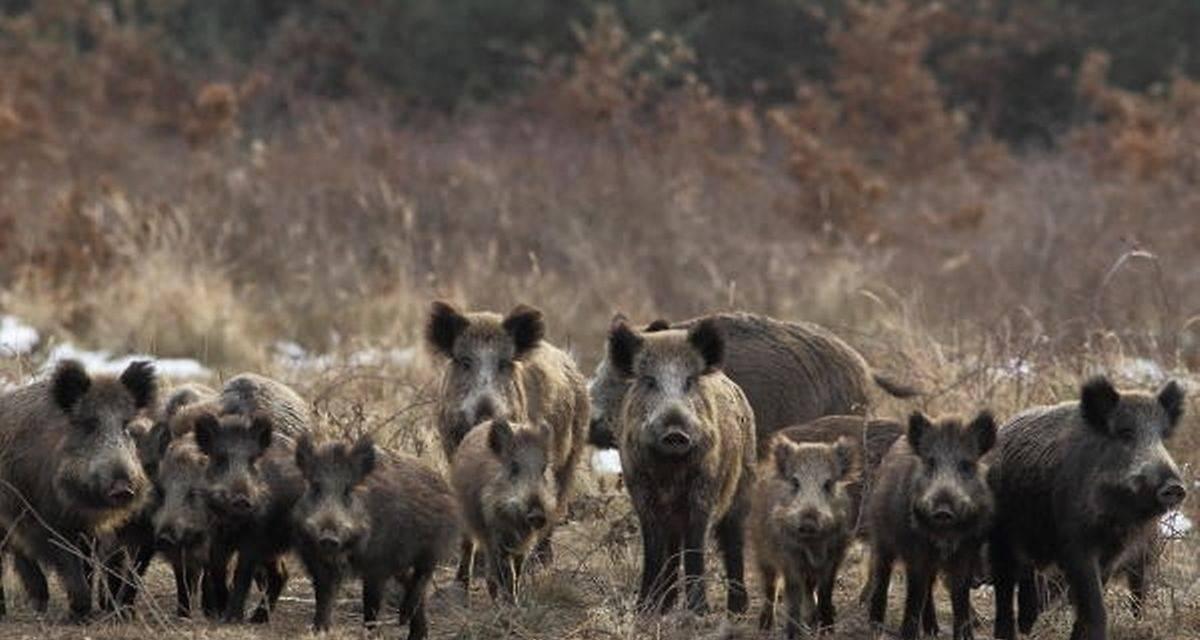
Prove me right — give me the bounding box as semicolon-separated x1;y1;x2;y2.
608;322;643;379
968;411;997;456
350;437;377;481
426;300;469;358
609;312;629;332
907;412;933;453
687;319;724;372
119;360;158;410
193;412;219;456
1080;376;1120;433
772;439;794;477
832;437;860;480
295;435;315;479
249;413;274;454
488;418;514;456
51;359;91;412
645;319;671;332
503;304;545;358
1157;379;1185;435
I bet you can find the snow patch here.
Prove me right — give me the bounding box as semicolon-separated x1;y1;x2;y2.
987;358;1034;382
274;341;416;371
1115;357;1167;385
1160;511;1193;539
0;315;39;355
44;343;211;379
591;449;622;475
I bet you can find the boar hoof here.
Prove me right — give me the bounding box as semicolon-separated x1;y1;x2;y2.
249;606;270;624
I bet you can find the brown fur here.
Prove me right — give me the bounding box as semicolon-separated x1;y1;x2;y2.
450;419;559;601
0;360;157;620
150;434;214;617
294;436;457;637
612;319;756;615
589;312;914;457
751;438;858;637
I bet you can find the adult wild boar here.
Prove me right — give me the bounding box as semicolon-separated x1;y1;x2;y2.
194;411;303;623
451;418;559;602
0;359;157;621
612;318;756;614
751;436;859;637
989;376;1187;640
867;411;996;640
426;301;588;568
588;312;916;455
165;375;306;439
294;436;457;637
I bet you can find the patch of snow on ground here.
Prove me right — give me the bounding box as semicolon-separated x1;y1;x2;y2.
1160;511;1193;539
987;357;1034;383
1116;357;1167;385
274;341;416;371
591;449;622;475
0;315;39;355
44;343;211;378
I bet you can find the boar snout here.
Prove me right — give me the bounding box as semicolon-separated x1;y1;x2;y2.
651;410;699;456
794;508;831;538
526;503;548;529
106;476;137;505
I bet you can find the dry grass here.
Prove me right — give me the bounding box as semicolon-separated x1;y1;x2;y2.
0;1;1197;638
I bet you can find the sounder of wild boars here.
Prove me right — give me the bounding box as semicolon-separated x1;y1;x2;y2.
294;436;457;638
867;411;996;640
588;312;916;455
426;301;588;570
194;411;304;623
751;436;859;638
610;318;756;614
451;418;560;602
0;359;157;621
989;376;1188;640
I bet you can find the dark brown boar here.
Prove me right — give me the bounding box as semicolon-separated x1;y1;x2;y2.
150;433;216;617
751;437;859;637
0;359;156;621
867;411;996;640
293;436;457;637
610;319;756;615
588;312;916;456
989;376;1187;640
450;418;559;602
193;411;303;623
426;301;588;570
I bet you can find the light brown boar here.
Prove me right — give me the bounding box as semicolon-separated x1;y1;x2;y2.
164;374;307;439
426;301;588;570
611;318;756;615
0;360;157;621
451;418;559;602
751;437;859;637
588;312;916;456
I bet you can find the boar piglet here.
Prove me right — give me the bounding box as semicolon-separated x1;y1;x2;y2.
293;436;457;638
867;411;996;640
451;418;559;602
194;411;303;623
149;434;214;617
611;319;756;615
0;359;156;621
752;437;859;637
989;376;1187;640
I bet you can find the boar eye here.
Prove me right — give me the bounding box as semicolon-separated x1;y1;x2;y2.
498;359;514;372
790;476;801;492
455;356;473;371
957;460;975;476
684;375;698;391
509;461;521;477
639;376;658;391
925;457;938;471
823;479;835;494
1115;425;1136;441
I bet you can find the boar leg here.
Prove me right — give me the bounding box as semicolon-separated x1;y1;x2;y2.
682;512;712;615
1061;550;1105;640
990;540;1017;640
52;553;93;623
250;558;287;623
782;574;816;640
899;562;933;640
203;542;232;618
486;546;518;603
0;553;6;618
637;521;670;612
222;552;257;622
758;565;779;631
7;551;48;614
867;549;894;627
397;555;435;640
1123;557;1148;619
948;559;975;640
921;579;938;636
1016;567;1040;634
310;562;342;631
714;509;749;614
816;559;839;629
362;574;385;628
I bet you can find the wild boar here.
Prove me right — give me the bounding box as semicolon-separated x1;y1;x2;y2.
588;312;916;456
989;376;1187;640
611;318;756;614
867;411;996;640
150;434;215;617
450;418;558;602
751;437;859;637
293;435;457;637
0;359;156;621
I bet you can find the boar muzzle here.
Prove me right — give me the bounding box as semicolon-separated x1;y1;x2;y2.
107;478;137;505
